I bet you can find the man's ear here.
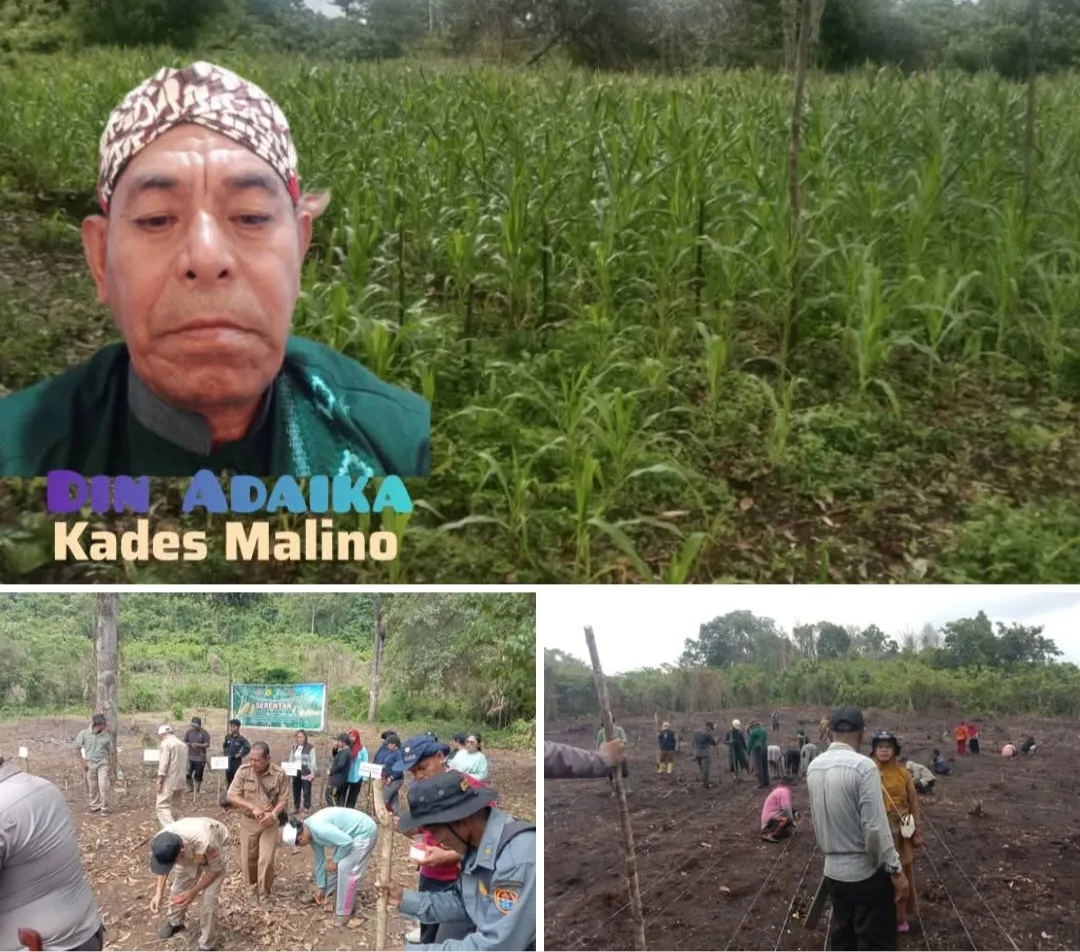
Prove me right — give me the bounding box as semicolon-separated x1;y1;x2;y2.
82;215;109;304
296;190;330;258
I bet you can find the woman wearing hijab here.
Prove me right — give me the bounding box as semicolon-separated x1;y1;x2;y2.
344;730;369;809
449;733;489;780
871;731;922;935
289;730;317;815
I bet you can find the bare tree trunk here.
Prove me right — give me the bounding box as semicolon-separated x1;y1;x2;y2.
367;595;386;722
584;627;646;950
93;594;120;782
1023;0;1041;218
371;772;394;951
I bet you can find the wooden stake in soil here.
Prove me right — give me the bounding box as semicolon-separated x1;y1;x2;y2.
371;772;395;951
584;626;646;951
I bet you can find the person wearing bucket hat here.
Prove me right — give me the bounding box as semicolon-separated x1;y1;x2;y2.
73;713;113;815
379;771;536;951
399;735;493;945
0;61;430;480
871;731;922;935
281;807;377;921
156;725;189;827
149;818;230;951
806;708;908;951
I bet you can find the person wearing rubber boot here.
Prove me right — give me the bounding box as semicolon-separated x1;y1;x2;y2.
871;730;922;936
657;722;678;775
184;717;211;798
150;817;229;952
380;770;536;951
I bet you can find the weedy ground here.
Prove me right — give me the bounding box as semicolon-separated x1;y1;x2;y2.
2;53;1079;582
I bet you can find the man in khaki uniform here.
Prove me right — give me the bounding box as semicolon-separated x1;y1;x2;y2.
150;817;229;952
225;741;288;905
157;726;189;827
73;714;113;815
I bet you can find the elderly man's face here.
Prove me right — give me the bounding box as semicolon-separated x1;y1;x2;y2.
82;124;326;416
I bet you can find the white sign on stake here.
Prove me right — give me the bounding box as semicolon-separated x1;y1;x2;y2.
143;749;160;763
210;756;229;771
281;761;300;776
357;761;384;780
17;746;28;759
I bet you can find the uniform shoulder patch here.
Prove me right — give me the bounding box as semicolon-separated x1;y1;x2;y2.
492;887;519;915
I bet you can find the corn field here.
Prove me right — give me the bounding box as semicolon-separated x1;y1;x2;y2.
2;50;1080;583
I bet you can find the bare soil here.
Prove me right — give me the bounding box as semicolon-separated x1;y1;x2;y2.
0;710;535;951
545;708;1080;951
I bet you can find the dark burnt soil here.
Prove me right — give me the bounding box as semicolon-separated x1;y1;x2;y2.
545;708;1080;951
0;711;535;951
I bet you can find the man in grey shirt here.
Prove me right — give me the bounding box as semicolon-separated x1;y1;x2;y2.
806;708;908;951
0;757;104;950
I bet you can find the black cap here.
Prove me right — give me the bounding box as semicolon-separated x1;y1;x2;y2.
398;770;495;833
829;707;865;733
149;832;183;875
381;730;392;740
190;717;202;727
91;714;106;726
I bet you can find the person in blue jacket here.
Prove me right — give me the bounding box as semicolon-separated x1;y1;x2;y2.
283;807;377;922
378;770;536;951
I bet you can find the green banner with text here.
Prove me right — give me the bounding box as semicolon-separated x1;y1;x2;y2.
229;683;326;731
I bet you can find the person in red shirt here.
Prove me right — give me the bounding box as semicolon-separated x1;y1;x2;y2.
954;722;968;756
398;735;495;945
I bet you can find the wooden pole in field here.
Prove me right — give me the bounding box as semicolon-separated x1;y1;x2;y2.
371;770;394;951
584;626;645;951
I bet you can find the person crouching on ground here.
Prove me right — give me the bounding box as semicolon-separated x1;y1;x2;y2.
596;722;629;795
871;731;922;935
931;749;952;774
283;807;377;922
657;721;678;775
761;778;795;842
379;771;536;951
906;759;935;794
150;817;229;951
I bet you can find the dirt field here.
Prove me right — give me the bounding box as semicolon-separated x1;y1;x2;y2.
0;710;535;951
545;708;1080;951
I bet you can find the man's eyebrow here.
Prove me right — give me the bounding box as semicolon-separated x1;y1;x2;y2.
129;173;183;195
222;172;280;195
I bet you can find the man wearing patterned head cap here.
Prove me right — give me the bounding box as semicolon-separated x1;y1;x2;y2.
0;62;430;478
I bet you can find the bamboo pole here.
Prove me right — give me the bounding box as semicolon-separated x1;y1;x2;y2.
371;772;394;951
584;626;646;950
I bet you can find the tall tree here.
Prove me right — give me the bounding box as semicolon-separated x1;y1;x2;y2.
368;594;386;720
93;594;119;781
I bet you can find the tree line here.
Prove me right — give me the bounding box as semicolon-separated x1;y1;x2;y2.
545;609;1080;721
0;592;535;736
4;0;1077;79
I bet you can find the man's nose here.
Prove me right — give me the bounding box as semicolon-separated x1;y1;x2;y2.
181;211;235;282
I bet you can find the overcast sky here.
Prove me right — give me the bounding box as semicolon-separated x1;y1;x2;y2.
304;0;343;16
541;586;1080;673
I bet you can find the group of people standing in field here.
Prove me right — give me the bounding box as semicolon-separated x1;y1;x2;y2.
0;712;533;952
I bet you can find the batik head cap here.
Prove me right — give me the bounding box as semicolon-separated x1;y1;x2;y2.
96;61;300;214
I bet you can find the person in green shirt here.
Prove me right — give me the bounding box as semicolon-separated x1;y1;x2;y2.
796;724;807;749
596;723;629;795
73;714;114;815
0;61;429;479
747;720;770;789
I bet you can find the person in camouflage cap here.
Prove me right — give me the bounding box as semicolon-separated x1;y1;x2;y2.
0;61;429;478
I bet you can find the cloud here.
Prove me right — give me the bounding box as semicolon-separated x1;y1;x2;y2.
540;585;1080;674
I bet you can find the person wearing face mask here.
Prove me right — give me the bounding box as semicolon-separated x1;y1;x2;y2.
377;770;535;951
451;734;489;781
